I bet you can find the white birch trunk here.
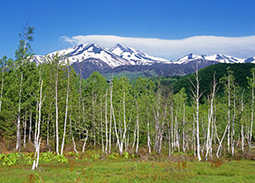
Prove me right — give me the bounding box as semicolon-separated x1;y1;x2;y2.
182;103;186;152
227;72;231;152
105;90;108;153
69;113;78;154
16;73;23;152
29;109;32;142
0;67;4;112
110;80;122;154
215;123;228;158
135;100;139;153
109;88;112;154
205;73;217;160
32;78;43;170
250;70;255;149
231;86;236;156
147;114;151;154
189;66;201;161
82;128;88;153
55;66;59;155
100;98;104;152
60;68;70;155
23;110;27;147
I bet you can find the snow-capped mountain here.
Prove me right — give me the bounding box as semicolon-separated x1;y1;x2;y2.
32;43;169;68
33;43;132;68
173;53;245;64
244;57;255;63
32;43;255;78
109;44;170;65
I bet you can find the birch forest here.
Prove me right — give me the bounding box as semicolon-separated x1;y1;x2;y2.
0;26;255;164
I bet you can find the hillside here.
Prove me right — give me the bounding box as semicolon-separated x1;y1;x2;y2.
171;63;255;101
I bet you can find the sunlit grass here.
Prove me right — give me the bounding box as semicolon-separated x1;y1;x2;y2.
0;154;254;182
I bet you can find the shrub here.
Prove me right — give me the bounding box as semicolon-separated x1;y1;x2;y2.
1;153;20;166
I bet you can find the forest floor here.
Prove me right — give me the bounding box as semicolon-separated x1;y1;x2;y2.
0;151;255;183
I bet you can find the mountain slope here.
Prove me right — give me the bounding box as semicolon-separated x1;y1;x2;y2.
109;43;170;65
172;63;255;101
32;43;254;79
33;43;132;68
173;53;245;64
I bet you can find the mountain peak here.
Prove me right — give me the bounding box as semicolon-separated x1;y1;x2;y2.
85;43;104;54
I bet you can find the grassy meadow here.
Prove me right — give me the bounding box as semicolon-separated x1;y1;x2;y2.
0;150;255;183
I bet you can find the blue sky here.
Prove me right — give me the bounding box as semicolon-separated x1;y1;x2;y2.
1;0;255;60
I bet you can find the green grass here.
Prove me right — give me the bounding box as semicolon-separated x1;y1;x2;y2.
0;155;255;183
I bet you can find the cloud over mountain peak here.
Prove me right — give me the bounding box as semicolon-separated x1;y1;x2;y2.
60;35;255;60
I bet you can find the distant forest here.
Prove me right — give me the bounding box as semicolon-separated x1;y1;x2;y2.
0;26;254;168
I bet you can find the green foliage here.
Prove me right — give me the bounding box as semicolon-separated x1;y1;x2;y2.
92;153;100;161
40;152;55;162
39;152;68;163
15;25;35;61
54;155;68;163
108;152;119;160
124;151;129;159
172;63;255;103
1;153;21;166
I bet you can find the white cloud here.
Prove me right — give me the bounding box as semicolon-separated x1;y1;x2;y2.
60;35;255;60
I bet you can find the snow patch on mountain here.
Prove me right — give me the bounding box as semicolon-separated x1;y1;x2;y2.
173;53;245;64
32;43;254;70
33;43;132;68
109;44;170;65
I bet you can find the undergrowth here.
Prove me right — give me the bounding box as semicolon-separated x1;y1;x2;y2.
0;150;254;182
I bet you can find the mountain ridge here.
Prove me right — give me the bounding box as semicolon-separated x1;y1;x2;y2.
32;43;255;78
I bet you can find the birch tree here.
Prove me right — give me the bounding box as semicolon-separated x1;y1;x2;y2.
205;72;218;160
189;65;202;161
220;67;236;155
247;68;255;149
15;25;34;152
32;67;44;170
61;65;70;155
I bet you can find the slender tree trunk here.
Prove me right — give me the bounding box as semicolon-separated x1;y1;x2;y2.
147;106;151;153
105;90;108;153
16;73;23;152
100;98;105;152
171;103;174;154
55;67;59;155
109;88;112;154
61;68;70;155
0;67;4;112
47;118;50;150
122;86;127;154
250;70;255;149
227;73;231;153
206;73;217;160
32;77;43;170
135;100;139;153
241;89;245;152
196;82;201;161
168;105;173;157
182;102;186;152
132;128;136;148
69;112;78;153
215;122;228;158
189;66;202;161
231;86;236;156
29;109;32;142
82;128;88;153
23;110;27;147
110;80;122;154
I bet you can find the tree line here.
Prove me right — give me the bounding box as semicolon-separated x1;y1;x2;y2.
0;26;254;169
